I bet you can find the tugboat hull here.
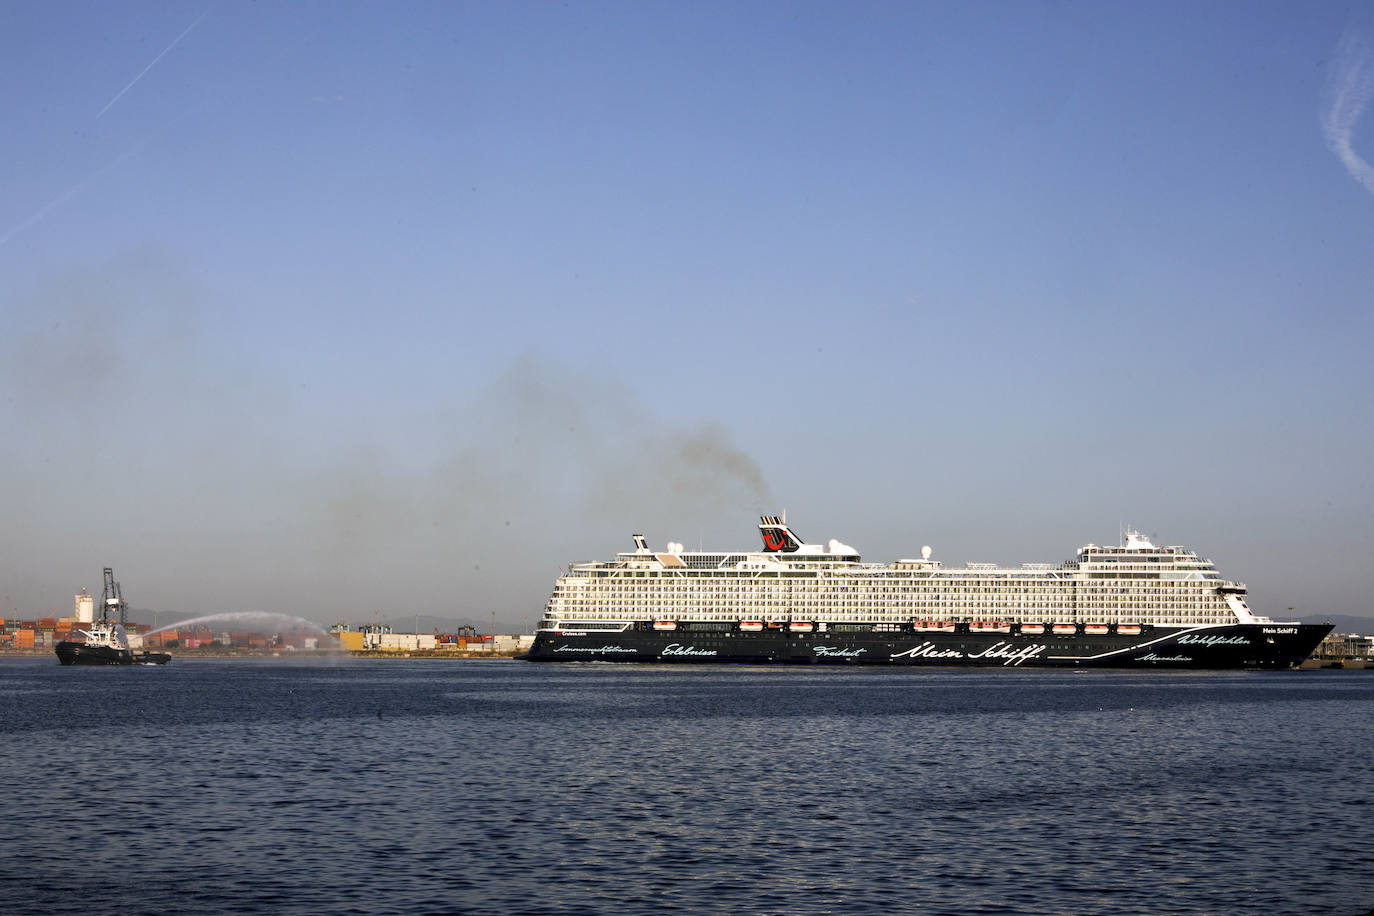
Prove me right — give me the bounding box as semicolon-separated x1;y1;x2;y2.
55;641;171;666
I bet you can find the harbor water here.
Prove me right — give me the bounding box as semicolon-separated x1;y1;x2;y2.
2;658;1371;915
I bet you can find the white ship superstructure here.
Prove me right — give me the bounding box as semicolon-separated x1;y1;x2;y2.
540;518;1267;631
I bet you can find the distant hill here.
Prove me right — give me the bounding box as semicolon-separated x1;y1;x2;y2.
1303;614;1374;636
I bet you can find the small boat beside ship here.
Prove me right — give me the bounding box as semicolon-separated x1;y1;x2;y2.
54;568;170;666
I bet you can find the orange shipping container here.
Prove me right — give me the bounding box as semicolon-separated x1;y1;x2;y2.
14;630;36;647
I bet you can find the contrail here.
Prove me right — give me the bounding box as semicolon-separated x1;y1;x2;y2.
1322;29;1374;196
0;180;89;249
97;9;208;119
0;142;148;249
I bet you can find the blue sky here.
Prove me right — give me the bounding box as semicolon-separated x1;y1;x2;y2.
3;1;1372;630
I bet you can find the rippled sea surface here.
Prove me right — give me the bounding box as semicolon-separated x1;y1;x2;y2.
2;658;1372;915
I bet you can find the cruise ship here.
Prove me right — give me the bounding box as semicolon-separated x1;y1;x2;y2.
522;516;1330;668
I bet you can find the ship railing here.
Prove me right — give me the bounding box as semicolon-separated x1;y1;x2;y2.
544;621;632;632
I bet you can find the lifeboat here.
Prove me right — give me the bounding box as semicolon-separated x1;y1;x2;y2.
739;621;763;632
1084;624;1109;635
1052;624;1078;635
1019;623;1045;636
652;621;677;631
913;620;956;632
788;621;814;632
969;621;1011;633
1117;624;1141;636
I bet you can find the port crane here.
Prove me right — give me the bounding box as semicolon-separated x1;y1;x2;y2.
101;567;127;628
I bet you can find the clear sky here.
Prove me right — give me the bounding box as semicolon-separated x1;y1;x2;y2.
3;1;1372;631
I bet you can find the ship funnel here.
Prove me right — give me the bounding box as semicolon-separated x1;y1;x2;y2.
758;515;803;553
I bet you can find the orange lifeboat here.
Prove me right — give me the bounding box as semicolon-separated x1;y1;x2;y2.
739;621;763;632
652;621;677;631
788;621;814;633
1052;623;1078;635
1117;624;1141;636
969;621;1011;634
1084;624;1109;635
1019;623;1045;636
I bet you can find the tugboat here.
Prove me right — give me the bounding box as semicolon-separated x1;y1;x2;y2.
55;568;171;666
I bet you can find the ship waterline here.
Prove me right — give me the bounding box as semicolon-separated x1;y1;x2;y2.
523;517;1330;668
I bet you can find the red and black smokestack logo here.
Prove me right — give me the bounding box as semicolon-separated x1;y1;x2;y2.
759;517;801;552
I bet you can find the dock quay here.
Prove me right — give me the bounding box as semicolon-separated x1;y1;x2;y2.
1299;632;1374;669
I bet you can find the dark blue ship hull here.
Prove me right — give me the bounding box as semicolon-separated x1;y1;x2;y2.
523;622;1331;669
55;641;172;666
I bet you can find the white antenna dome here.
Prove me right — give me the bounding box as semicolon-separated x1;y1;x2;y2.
921;545;932;560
